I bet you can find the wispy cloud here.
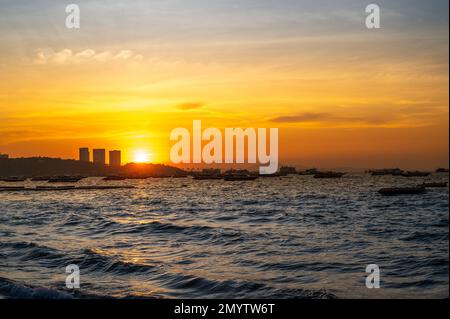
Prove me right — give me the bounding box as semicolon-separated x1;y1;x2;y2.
33;49;144;65
271;112;329;123
269;108;444;128
177;102;205;110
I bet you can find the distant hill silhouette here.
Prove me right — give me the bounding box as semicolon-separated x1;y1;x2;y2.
0;157;186;177
120;162;187;177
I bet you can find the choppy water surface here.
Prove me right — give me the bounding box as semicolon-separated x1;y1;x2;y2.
0;174;448;299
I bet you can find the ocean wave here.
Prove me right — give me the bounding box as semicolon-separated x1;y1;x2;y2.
401;231;448;242
0;277;75;299
108;220;246;244
153;272;337;299
76;249;158;275
0;241;158;277
0;277;149;299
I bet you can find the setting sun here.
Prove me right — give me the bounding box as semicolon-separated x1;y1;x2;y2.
133;151;152;163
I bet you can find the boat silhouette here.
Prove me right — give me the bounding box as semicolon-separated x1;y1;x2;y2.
1;177;26;182
48;176;85;183
103;176;126;181
400;171;431;177
224;170;258;181
378;187;426;196
313;171;345;179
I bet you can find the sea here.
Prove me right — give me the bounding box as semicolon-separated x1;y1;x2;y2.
0;173;448;299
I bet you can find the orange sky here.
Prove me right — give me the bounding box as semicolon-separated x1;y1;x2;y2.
0;1;448;170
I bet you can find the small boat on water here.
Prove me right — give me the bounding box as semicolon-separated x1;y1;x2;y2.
297;168;319;176
369;168;403;176
279;166;297;175
420;182;448;188
76;185;135;190
30;177;51;181
193;175;223;180
103;176;126;181
48;176;84;183
193;169;223;180
258;173;284;178
224;175;258;181
1;185;135;192
400;171;431;178
224;170;258;181
1;177;26;182
0;188;25;192
378;187;426;196
125;176;149;180
314;172;345;179
37;185;76;190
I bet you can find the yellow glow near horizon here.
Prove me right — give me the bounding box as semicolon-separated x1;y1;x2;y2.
133;150;152;163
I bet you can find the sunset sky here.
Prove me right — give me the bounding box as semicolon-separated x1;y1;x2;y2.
0;0;448;169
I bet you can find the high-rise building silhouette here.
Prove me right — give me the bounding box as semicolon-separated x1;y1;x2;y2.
109;150;121;167
79;148;90;162
93;149;106;165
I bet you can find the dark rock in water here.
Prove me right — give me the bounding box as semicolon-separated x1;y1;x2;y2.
378;187;426;196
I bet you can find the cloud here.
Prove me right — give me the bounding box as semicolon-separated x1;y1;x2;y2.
33;49;144;65
269;107;444;128
270;111;395;126
271;112;329;123
177;102;205;110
